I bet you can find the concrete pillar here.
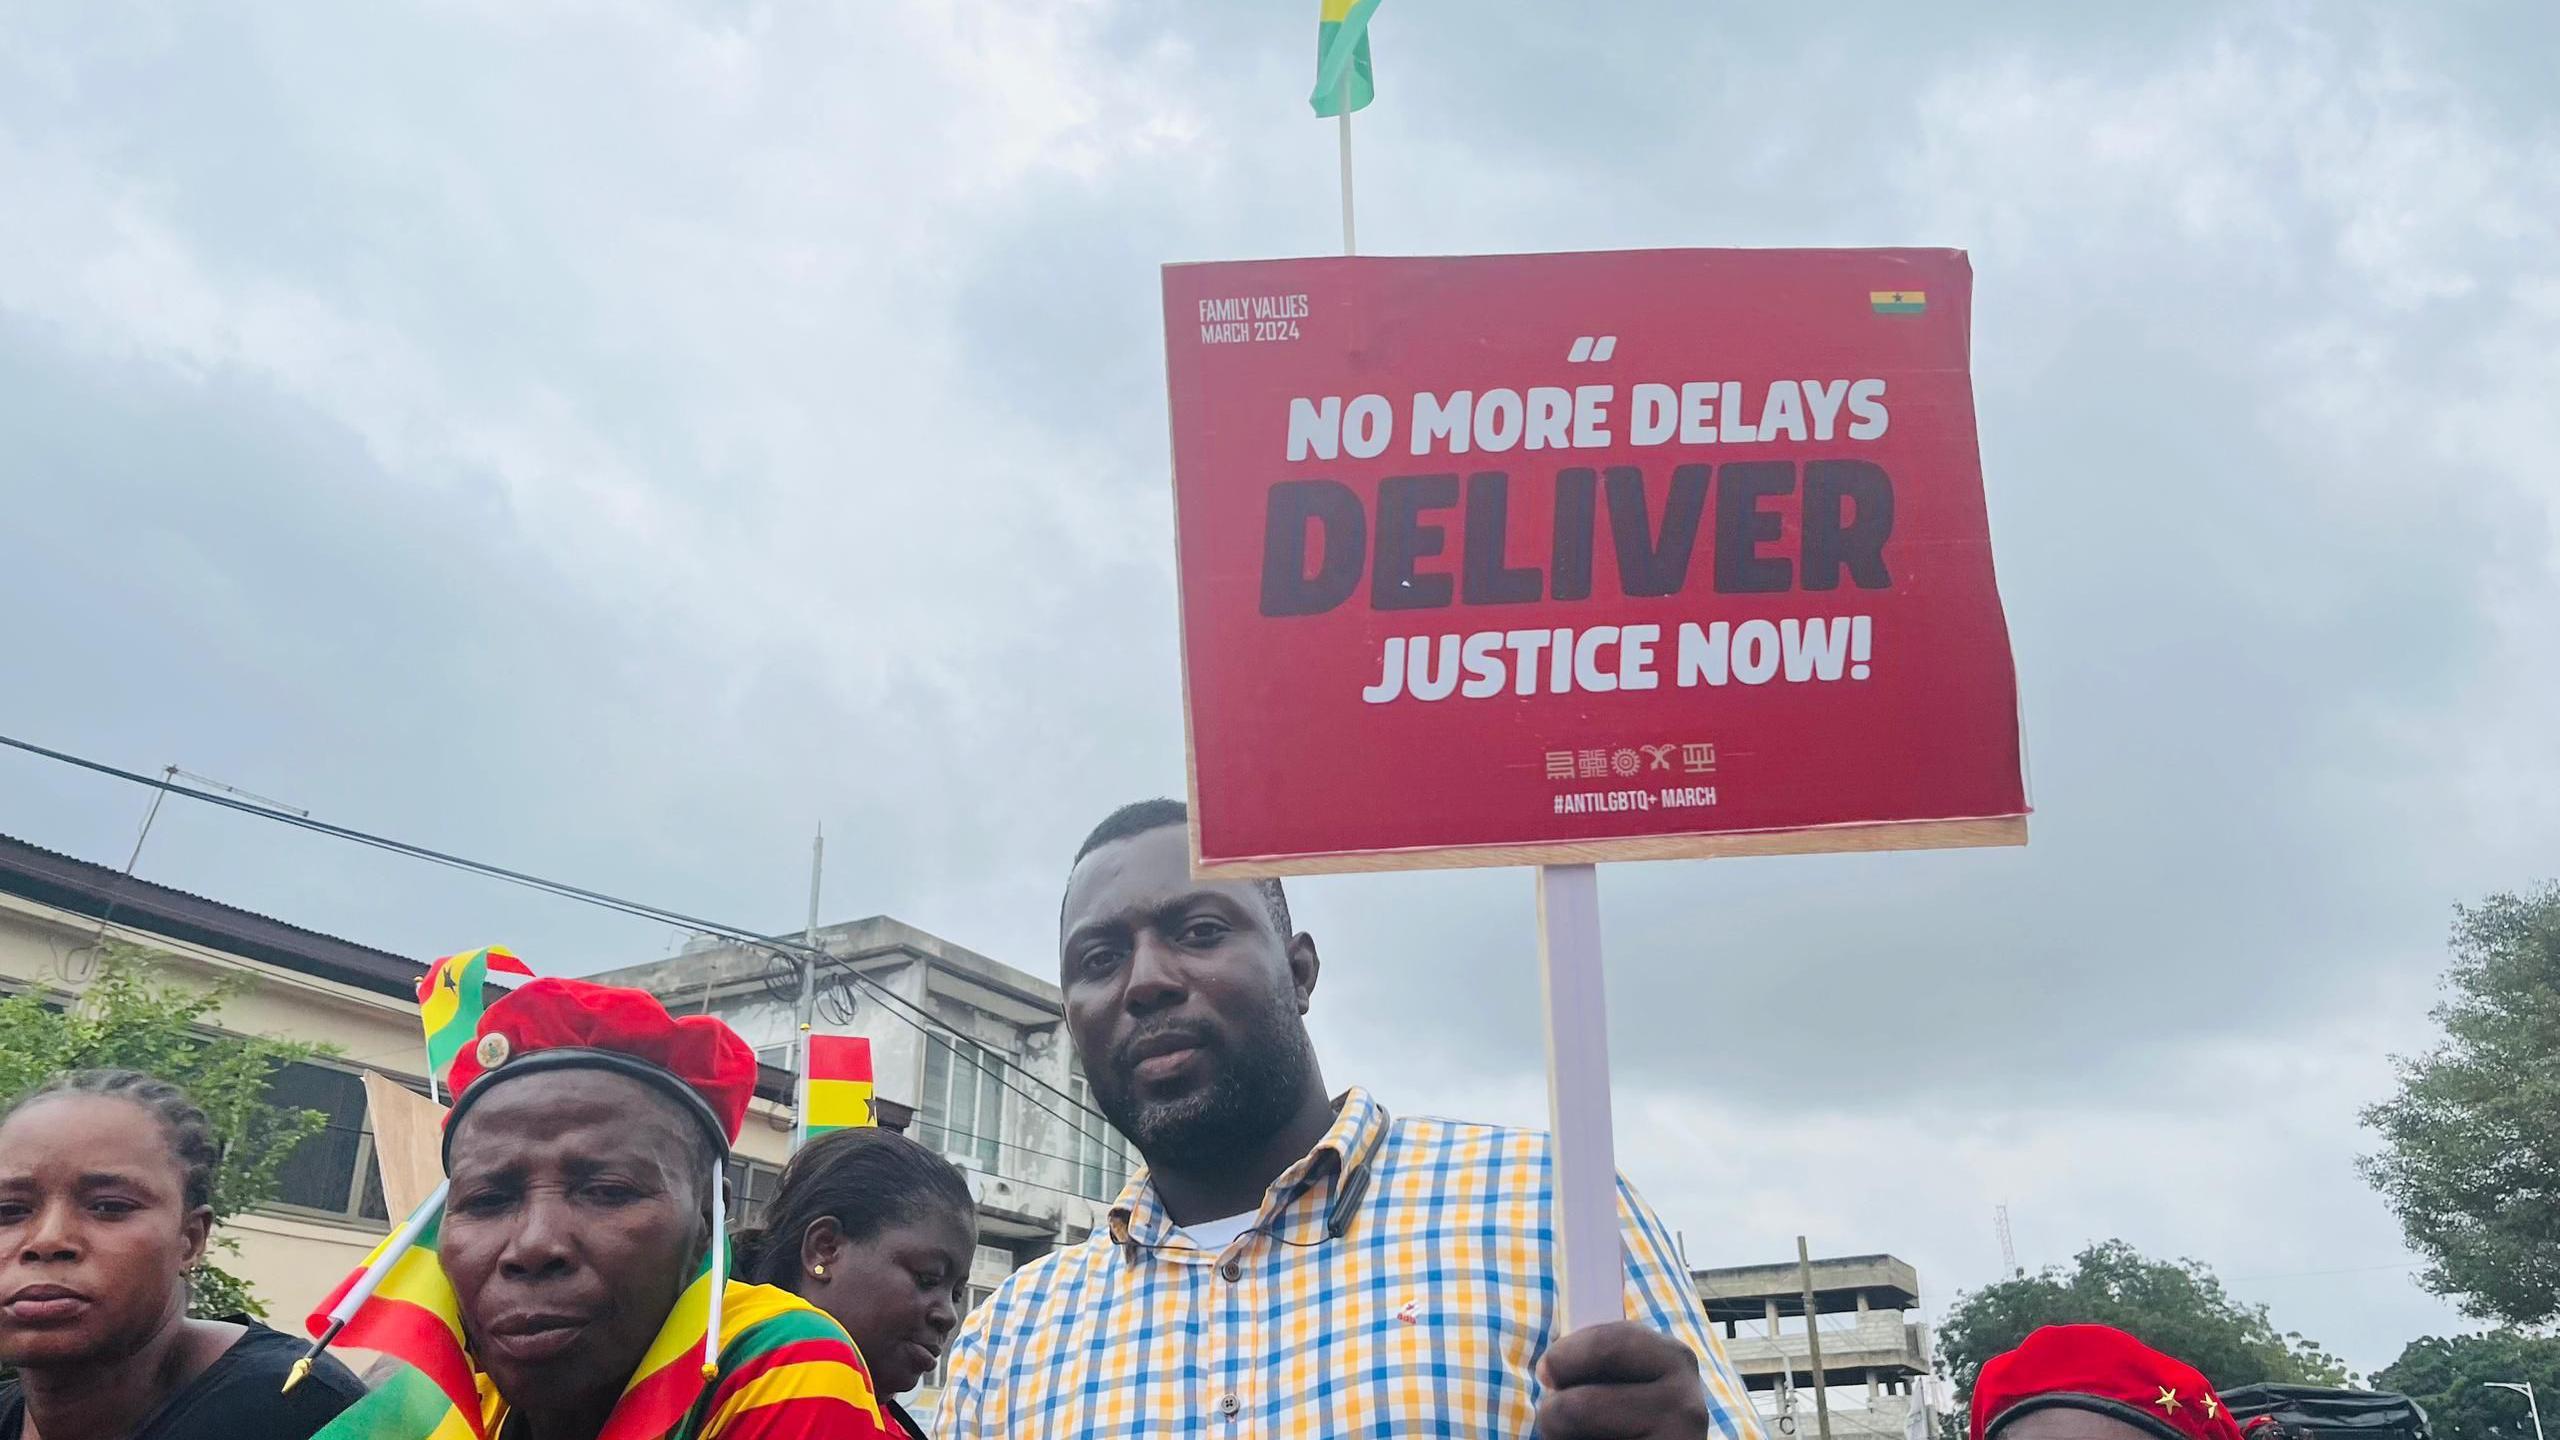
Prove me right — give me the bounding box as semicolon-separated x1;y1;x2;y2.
1867;1370;1879;1403
1765;1297;1782;1338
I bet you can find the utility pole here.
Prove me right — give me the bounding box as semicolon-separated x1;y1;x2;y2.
792;827;824;1149
1798;1236;1834;1440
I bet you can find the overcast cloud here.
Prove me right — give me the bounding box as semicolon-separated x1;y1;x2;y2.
6;0;2557;1376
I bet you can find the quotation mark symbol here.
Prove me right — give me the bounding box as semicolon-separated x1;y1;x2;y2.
1565;336;1618;363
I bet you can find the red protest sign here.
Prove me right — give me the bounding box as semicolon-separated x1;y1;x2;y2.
1163;248;2027;876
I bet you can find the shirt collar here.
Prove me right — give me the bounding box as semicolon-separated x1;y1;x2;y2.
1106;1086;1389;1252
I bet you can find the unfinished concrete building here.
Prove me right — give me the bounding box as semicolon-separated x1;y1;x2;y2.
1694;1253;1938;1440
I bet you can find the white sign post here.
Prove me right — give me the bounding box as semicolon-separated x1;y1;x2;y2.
1539;862;1623;1329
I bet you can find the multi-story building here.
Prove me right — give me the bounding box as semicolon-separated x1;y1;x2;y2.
1694;1253;1940;1440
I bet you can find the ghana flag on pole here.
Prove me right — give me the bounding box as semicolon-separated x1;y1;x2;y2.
304;1210;484;1437
1870;289;1927;315
802;1034;875;1141
417;945;535;1080
1311;0;1382;117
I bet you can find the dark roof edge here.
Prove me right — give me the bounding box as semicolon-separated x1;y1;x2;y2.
0;834;422;1000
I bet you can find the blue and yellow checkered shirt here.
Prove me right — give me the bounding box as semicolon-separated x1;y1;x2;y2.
938;1087;1761;1438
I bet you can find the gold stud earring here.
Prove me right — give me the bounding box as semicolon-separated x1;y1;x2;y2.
811;1263;827;1279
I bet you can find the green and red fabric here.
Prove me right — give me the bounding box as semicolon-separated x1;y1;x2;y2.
310;1277;893;1440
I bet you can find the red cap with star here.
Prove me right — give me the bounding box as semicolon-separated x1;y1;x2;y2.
1970;1325;2246;1440
440;975;758;1160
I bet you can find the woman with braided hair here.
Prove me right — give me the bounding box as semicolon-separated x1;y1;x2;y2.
0;1068;365;1440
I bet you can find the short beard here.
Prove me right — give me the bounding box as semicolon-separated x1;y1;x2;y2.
1095;1021;1318;1173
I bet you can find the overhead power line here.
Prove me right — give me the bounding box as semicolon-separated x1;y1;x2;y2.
0;732;1127;1161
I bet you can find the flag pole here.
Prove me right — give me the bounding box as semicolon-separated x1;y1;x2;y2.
1337;107;1357;256
419;959;443;1107
283;1178;450;1392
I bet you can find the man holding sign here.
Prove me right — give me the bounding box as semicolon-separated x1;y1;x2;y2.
935;800;1757;1439
1146;246;2022;1431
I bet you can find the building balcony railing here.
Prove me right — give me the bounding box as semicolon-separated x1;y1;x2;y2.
1720;1314;1930;1383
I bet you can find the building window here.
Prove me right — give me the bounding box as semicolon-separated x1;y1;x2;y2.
266;1061;391;1225
754;1042;795;1074
919;1036;1007;1173
724;1156;784;1229
1068;1077;1133;1202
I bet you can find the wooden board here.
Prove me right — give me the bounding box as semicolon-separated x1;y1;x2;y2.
362;1070;447;1223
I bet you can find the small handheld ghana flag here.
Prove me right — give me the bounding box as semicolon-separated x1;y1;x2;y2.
416;945;534;1085
293;1189;481;1433
802;1034;875;1141
1311;0;1382;117
1870;289;1927;315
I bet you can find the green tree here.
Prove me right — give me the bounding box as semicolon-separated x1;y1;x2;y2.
2362;882;2560;1326
1936;1240;2351;1410
2375;1332;2560;1440
0;944;331;1319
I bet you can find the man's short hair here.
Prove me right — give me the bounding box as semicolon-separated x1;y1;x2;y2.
1072;798;1292;937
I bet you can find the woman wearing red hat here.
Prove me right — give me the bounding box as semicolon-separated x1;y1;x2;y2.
1971;1325;2250;1440
300;976;901;1440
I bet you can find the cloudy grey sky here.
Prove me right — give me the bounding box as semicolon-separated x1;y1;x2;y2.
5;0;2556;1377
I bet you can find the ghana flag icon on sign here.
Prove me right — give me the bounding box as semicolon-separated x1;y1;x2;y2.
1870;289;1927;315
801;1034;875;1140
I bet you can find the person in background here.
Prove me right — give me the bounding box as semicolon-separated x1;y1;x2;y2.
0;1068;365;1440
937;797;1760;1440
1970;1324;2248;1440
739;1128;978;1439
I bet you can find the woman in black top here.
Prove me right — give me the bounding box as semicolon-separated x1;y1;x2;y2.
736;1129;977;1440
0;1069;364;1440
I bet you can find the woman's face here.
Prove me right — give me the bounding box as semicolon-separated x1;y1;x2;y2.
438;1071;708;1425
801;1207;975;1398
0;1094;207;1372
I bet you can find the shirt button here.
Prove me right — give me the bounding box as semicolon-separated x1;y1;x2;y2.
1219;1393;1242;1418
1220;1258;1243;1282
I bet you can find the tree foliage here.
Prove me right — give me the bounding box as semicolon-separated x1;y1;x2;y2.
2362;882;2560;1325
1936;1240;2351;1409
0;944;331;1319
2375;1332;2560;1440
